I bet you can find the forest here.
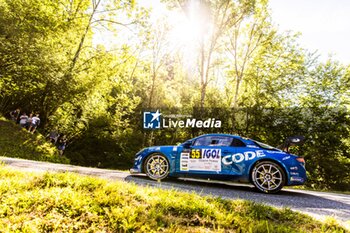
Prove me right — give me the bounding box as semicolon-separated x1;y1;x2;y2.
0;0;349;191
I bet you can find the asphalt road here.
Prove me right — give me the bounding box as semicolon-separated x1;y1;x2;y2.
1;156;349;227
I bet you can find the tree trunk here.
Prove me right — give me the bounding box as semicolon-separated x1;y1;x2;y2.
69;0;100;74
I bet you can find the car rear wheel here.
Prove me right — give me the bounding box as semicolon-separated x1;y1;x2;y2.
144;153;170;180
251;161;285;193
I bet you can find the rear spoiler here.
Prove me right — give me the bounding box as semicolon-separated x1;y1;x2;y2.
277;136;305;153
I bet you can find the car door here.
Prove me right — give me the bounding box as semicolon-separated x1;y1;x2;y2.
176;135;235;176
225;139;262;176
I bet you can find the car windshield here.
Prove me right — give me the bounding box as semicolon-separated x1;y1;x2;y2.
252;140;280;151
180;140;192;146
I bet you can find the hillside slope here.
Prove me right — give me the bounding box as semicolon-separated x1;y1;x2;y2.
0;166;347;232
0;116;69;164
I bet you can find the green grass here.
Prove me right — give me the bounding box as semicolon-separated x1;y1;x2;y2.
0;166;347;233
0;116;69;164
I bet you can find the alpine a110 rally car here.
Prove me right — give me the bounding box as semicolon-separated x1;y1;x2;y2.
130;134;306;193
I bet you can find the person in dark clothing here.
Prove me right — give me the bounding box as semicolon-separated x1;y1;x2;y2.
57;135;67;156
9;108;20;123
46;131;60;144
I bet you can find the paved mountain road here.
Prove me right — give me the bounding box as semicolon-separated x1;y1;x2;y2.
1;156;349;227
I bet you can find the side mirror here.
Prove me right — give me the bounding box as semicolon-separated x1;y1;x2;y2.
278;136;305;153
182;141;192;149
286;136;305;146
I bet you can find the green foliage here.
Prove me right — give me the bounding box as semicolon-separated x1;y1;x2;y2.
0;117;69;164
297;60;350;190
0;166;347;232
0;0;90;111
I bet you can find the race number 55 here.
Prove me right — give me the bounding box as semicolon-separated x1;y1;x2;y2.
190;149;201;159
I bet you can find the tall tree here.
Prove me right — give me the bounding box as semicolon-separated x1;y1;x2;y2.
224;0;272;107
173;0;255;109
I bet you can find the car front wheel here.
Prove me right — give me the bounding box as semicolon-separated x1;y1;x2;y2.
144;153;170;180
251;161;285;193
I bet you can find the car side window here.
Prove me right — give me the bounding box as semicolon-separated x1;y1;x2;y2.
193;136;211;146
193;136;233;146
231;138;246;147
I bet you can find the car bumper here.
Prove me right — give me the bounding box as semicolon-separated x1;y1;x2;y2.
130;168;141;174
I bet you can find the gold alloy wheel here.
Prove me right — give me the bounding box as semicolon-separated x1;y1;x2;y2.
145;154;170;180
252;161;285;193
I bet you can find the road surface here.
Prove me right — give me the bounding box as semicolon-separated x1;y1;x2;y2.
1;156;349;227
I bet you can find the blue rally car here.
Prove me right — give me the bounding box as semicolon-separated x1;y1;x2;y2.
130;134;306;193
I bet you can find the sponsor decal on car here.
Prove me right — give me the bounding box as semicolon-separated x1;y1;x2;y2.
134;155;142;163
180;152;190;171
180;149;221;172
290;172;299;176
290;176;304;182
265;151;286;154
247;145;259;148
149;147;160;151
222;150;265;165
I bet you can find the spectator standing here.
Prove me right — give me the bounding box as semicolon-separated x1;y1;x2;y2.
9;108;20;123
57;135;67;156
46;131;60;144
28;113;40;133
19;113;28;128
26;113;33;129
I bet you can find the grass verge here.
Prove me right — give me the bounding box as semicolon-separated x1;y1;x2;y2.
0;116;69;164
0;166;347;233
289;186;350;195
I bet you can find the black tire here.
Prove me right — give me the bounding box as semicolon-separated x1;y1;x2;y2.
251;161;285;194
144;153;170;180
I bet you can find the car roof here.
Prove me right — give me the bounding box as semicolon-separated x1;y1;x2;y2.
193;134;256;145
195;133;245;139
